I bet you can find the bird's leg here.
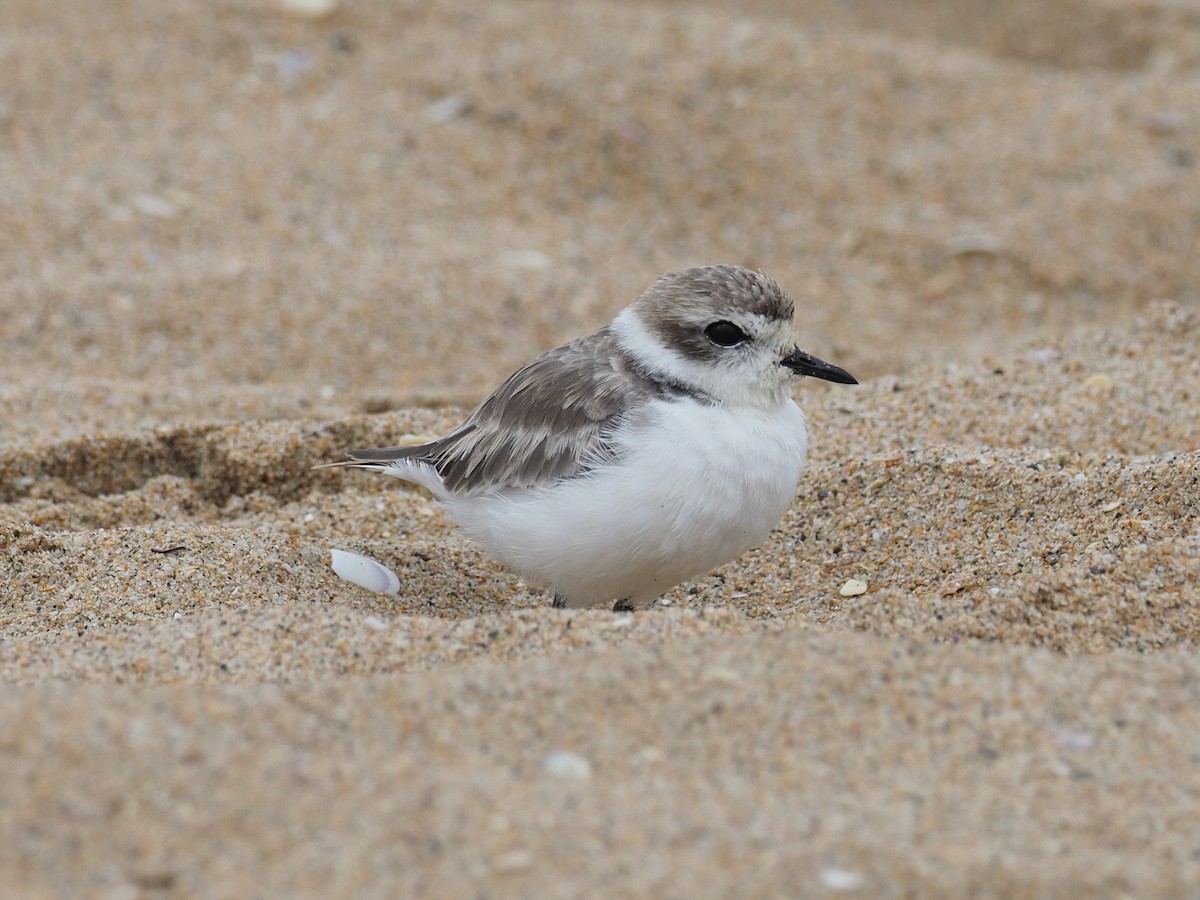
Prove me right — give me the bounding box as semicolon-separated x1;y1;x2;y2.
552;594;567;609
611;599;635;613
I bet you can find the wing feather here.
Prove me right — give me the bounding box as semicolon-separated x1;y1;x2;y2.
340;328;653;493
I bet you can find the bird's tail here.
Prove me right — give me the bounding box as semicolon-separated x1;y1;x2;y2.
313;447;416;472
315;448;447;498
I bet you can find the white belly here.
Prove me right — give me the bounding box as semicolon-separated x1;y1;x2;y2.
442;397;809;608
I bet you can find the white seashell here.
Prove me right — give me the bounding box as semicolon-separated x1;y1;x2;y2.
330;549;400;595
838;578;868;597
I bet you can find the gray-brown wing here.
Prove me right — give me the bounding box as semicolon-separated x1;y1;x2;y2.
348;329;648;493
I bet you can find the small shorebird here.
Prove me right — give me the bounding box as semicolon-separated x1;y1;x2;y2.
323;265;856;610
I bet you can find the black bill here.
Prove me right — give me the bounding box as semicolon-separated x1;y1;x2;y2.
781;348;858;384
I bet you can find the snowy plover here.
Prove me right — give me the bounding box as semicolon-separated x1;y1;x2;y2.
323;265;856;610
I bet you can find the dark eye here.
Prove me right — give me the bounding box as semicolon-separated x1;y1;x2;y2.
704;321;748;347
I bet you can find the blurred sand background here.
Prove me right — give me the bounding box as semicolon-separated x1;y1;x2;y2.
3;0;1200;895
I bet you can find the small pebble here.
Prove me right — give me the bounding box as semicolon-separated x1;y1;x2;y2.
499;250;552;270
540;751;593;780
425;94;472;124
490;849;534;874
279;0;338;19
1083;373;1115;393
839;579;868;597
820;868;864;891
131;194;177;219
704;665;741;684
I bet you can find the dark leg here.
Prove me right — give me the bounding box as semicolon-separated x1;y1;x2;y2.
552;594;567;609
612;599;635;613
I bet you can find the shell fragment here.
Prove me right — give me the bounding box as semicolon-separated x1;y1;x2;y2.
839;578;869;597
330;549;401;595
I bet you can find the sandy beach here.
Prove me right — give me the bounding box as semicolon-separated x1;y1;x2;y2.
3;0;1199;895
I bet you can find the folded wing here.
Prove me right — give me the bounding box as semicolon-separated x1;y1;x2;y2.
333;329;646;494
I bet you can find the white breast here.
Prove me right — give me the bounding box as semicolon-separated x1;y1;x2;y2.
441;396;809;608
